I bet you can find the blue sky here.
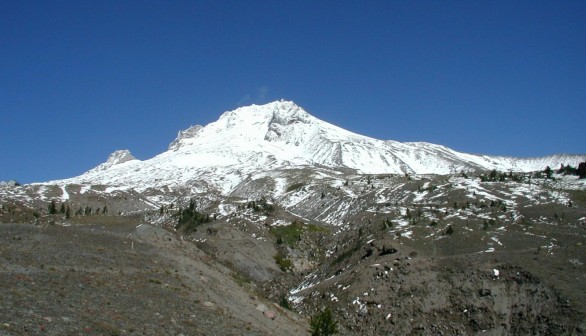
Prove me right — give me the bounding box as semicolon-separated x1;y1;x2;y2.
1;1;585;183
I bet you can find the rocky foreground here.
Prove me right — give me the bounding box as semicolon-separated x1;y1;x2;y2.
0;220;308;336
1;170;586;335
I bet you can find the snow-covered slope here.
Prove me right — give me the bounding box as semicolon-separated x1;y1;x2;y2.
55;100;586;193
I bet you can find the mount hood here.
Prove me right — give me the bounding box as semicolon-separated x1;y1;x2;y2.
57;100;585;193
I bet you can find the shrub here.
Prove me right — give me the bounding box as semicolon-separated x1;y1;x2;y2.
310;307;338;336
286;182;305;193
274;251;293;272
445;225;454;236
279;295;291;310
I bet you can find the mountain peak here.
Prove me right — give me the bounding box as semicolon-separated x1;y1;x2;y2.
88;150;138;173
169;125;204;151
168;100;315;151
219;100;307;120
106;150;136;164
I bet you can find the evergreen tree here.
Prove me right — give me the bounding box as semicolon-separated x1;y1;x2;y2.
445;225;454;236
578;162;586;179
175;198;213;234
48;200;57;214
489;169;497;181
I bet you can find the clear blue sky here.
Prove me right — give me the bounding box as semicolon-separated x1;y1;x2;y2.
1;1;585;183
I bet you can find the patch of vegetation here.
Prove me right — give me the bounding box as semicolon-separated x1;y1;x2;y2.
555;162;586;178
310;307;338;336
273;223;303;246
271;220;328;247
274;251;293;272
479;169;527;182
175;198;213;234
279;295;292;310
246;196;274;215
231;272;251;287
286;182;305;193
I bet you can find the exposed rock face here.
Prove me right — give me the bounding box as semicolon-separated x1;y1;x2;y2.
168;125;204;151
87;149;138;173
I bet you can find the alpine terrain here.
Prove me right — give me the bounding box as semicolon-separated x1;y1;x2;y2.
1;100;586;335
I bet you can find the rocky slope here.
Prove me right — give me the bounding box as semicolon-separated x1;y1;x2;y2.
0;221;308;335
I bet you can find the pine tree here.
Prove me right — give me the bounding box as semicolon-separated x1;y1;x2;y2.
578;162;586;179
489;169;497;181
445;225;454;236
175;198;214;234
48;200;57;214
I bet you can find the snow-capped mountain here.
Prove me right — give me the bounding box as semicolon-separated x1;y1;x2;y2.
56;100;585;193
5;100;585;336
